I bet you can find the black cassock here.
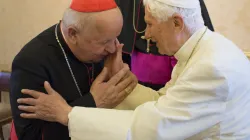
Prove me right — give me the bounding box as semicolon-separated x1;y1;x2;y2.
10;22;103;140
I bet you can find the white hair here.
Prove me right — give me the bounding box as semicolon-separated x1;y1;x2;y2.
143;0;205;34
62;8;95;32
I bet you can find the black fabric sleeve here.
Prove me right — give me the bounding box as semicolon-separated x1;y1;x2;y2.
10;55;48;140
68;93;96;107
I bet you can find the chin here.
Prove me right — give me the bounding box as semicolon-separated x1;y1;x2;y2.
94;55;106;62
158;50;165;55
158;49;173;56
92;58;103;63
156;45;165;55
156;44;173;56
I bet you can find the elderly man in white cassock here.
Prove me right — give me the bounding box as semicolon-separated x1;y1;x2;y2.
17;0;250;139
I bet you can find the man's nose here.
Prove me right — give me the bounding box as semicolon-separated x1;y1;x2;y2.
105;42;116;54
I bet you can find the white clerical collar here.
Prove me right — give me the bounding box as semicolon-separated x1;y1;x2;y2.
174;26;207;63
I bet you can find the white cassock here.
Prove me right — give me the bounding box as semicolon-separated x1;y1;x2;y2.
67;27;250;140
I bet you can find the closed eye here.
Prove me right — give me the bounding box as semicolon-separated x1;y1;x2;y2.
101;40;111;45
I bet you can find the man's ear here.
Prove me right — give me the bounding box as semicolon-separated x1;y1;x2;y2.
172;13;185;32
67;26;78;44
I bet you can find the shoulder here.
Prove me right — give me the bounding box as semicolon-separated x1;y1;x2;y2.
12;25;58;69
183;59;225;82
197;31;248;71
13;40;51;68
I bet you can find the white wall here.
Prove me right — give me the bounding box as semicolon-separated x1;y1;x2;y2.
205;0;250;52
0;0;70;70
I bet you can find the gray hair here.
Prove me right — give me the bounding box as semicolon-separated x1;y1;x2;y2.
62;8;95;33
143;0;205;34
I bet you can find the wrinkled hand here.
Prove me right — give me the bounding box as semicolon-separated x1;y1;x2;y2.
120;71;138;95
91;64;137;108
17;81;71;126
104;39;124;79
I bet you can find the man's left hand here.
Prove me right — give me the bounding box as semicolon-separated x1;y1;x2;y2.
17;81;71;126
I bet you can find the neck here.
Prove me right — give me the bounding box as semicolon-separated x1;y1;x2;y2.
178;25;205;50
175;28;192;53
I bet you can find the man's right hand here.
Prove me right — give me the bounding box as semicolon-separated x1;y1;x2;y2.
90;64;135;108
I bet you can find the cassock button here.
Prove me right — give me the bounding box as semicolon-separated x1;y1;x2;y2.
89;67;92;71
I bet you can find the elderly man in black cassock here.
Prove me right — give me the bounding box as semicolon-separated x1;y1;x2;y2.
9;0;137;140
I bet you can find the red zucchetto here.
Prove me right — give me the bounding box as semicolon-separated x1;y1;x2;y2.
70;0;117;12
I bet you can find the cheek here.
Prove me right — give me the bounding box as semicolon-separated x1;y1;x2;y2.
148;27;156;41
151;26;164;42
75;42;86;54
90;44;106;54
77;41;93;55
